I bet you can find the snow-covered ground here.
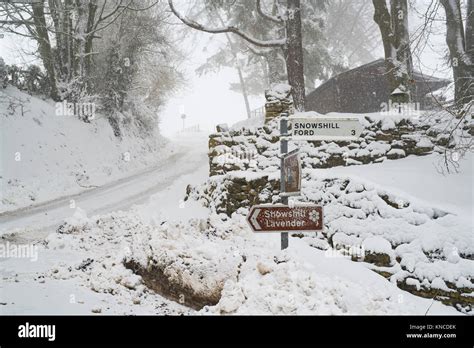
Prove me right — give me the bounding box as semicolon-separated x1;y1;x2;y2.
302;154;473;306
0;132;208;314
319;152;472;216
0;86;175;213
1;135;470;314
1;92;471;315
0;244;191;315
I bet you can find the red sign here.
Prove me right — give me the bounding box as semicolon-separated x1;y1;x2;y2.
247;205;323;233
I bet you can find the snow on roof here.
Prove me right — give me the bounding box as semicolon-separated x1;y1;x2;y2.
307;59;450;98
391;85;409;95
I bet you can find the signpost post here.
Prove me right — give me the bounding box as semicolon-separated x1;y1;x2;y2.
181;113;186;131
280;112;289;249
246;109;364;250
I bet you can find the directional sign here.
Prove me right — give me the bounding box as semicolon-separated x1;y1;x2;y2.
247;205;323;233
290;117;364;141
282;149;301;196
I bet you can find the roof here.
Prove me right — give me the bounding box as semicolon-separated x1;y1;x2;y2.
307;59;451;99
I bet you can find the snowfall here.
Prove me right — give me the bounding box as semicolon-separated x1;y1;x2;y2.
0;86;472;315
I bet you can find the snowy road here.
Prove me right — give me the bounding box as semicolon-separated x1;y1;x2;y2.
0;133;209;315
0;134;209;242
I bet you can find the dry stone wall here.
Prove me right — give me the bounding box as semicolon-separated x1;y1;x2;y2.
185;110;474;313
208;116;448;179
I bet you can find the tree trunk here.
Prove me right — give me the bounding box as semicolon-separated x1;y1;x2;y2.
372;0;415;103
32;0;60;101
467;0;473;58
266;49;287;85
266;0;288;86
217;15;253;119
285;0;306;111
261;58;270;89
391;0;416;100
48;0;64;77
85;0;98;84
66;0;74;81
75;1;88;79
440;0;473;106
168;0;306;109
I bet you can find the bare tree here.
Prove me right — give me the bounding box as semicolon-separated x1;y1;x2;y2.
0;0;158;101
284;0;305;110
372;0;416;102
404;0;472;173
32;1;60;100
216;12;252;119
440;0;473;107
168;0;307;111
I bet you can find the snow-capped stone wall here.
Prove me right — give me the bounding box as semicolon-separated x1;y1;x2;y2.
185;110;474;313
264;83;293;123
200;110;472;217
186;171;280;216
207;115;462;178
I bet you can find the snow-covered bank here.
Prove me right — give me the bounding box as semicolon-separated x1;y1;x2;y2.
4;147;469;315
1;138;470;315
8;207;457;315
189;142;473;312
0;134;209;315
0;241;191;315
0;86;173;213
317;153;472;216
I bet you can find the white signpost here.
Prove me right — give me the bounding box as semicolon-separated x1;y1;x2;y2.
247;108;365;250
290;117;364;141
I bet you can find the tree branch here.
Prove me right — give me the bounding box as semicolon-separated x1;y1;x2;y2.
167;0;285;48
0;19;35;25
